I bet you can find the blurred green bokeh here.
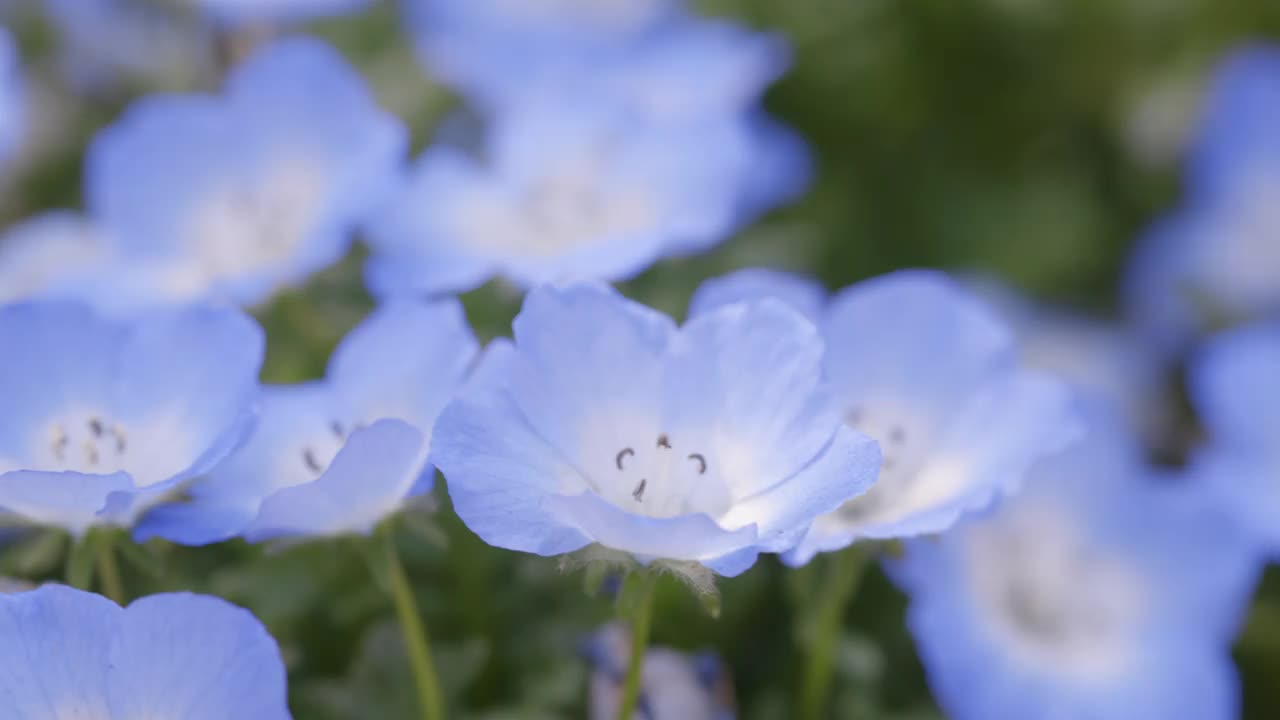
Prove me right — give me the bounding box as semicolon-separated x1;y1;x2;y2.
3;0;1280;717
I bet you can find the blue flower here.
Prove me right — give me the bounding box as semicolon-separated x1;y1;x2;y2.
432;283;880;576
83;36;407;310
1124;45;1280;357
888;408;1260;720
0;27;23;169
0;302;263;536
584;623;735;720
137;299;478;545
967;276;1174;449
365;98;759;295
192;0;371;23
690;269;1078;564
0;584;290;718
1187;321;1280;554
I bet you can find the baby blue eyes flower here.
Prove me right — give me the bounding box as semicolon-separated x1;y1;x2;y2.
365;100;758;295
1188;321;1280;554
969;276;1174;449
0;302;263;536
137;299;479;546
83;36;407;310
888;409;1260;720
1124;44;1280;356
0;585;290;718
692;269;1078;564
432;283;880;576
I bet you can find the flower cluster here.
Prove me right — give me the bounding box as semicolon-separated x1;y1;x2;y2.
0;3;1274;719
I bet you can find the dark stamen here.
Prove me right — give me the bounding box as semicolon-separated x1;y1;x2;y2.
88;418;105;437
303;448;323;474
656;434;671;449
616;448;634;470
632;479;648;502
330;420;345;438
688;453;707;475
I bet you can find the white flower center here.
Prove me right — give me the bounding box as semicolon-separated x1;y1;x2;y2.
461;143;657;261
832;406;924;523
968;502;1144;678
598;433;729;519
181;155;327;289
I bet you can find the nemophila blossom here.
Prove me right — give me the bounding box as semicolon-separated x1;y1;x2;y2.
584;623;735;720
1187;321;1280;554
138;300;478;545
889;408;1261;720
432;283;880;576
968;277;1173;449
0;302;263;536
0;584;290;718
365;98;758;296
1125;45;1280;357
83;36;406;310
0;212;109;304
0;27;21;169
691;269;1078;564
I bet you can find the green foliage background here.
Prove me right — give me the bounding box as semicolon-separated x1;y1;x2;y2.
3;0;1280;717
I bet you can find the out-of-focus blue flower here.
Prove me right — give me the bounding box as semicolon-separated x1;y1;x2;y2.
191;0;371;24
83;37;407;311
43;0;216;91
432;283;880;576
0;27;22;169
138;300;478;545
365;98;758;296
0;584;290;718
967;276;1174;450
584;623;735;720
691;269;1078;564
889;408;1260;720
0;302;263;536
1188;321;1280;554
0;212;111;303
1125;45;1280;357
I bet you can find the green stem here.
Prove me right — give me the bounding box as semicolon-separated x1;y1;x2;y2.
94;532;126;604
65;532;95;592
377;528;445;720
800;547;872;720
618;572;659;720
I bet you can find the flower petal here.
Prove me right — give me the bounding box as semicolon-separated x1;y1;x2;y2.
0;584;118;718
243;419;426;541
108;592;290;719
